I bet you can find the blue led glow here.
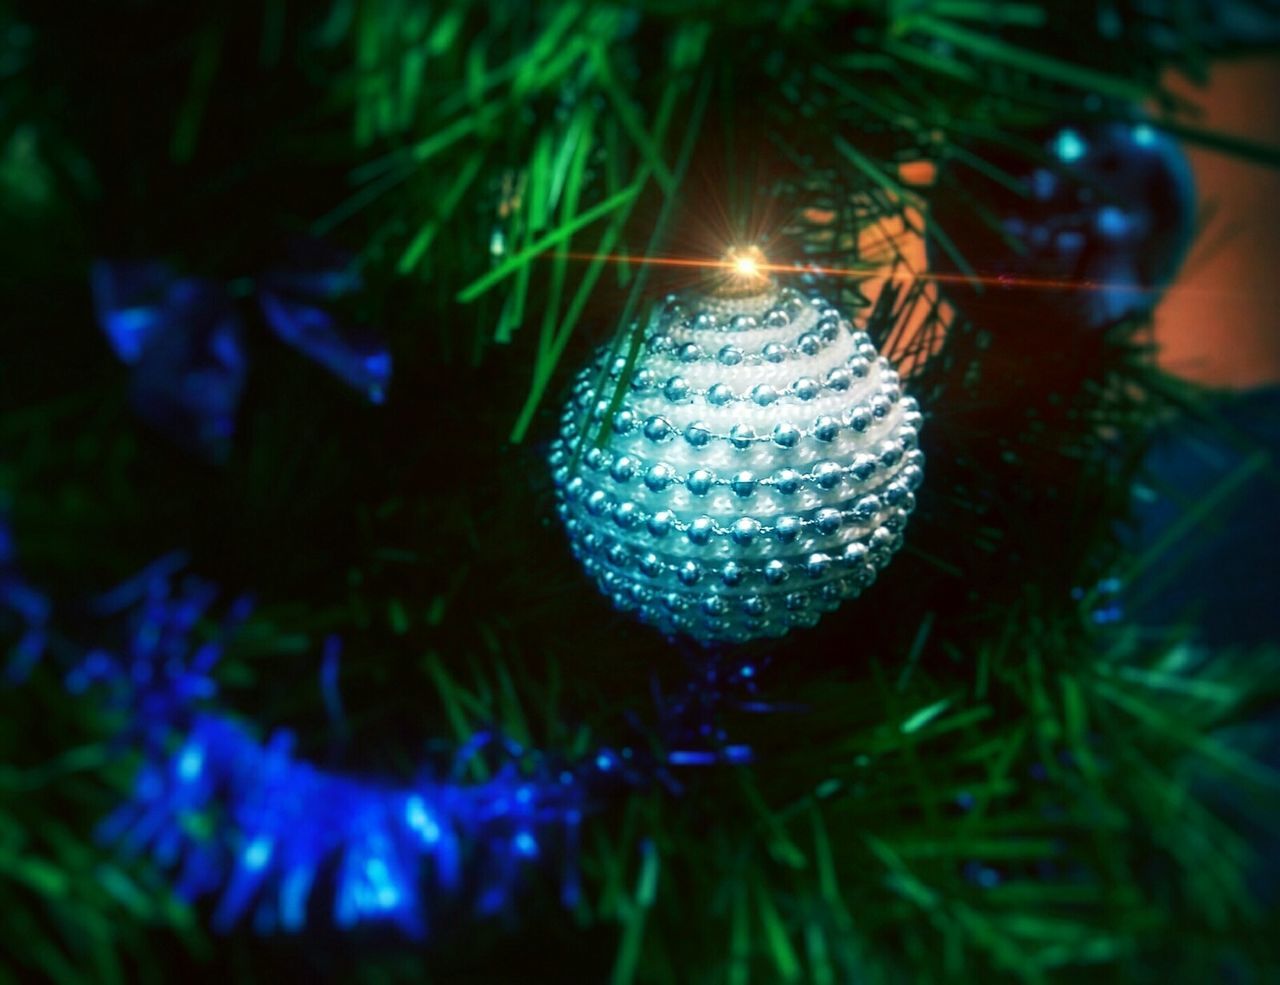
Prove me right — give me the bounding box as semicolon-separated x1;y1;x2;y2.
244;836;274;871
1095;206;1130;238
177;743;204;782
1052;128;1088;163
1132;124;1156;147
405;795;442;844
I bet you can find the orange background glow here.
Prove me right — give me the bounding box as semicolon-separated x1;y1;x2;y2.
1158;58;1280;389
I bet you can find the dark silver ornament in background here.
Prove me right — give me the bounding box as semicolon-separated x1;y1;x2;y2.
927;122;1197;333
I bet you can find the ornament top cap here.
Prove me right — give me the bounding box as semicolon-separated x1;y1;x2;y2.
709;245;774;299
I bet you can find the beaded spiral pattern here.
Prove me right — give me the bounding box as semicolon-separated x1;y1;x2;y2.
548;275;923;645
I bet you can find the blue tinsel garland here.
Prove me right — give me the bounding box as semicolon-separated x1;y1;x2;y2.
0;524;761;937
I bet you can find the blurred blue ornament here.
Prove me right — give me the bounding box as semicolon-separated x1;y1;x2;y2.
129;279;247;459
928;121;1197;333
258;240;392;404
90;259;181;363
92;261;248;458
90;242;391;460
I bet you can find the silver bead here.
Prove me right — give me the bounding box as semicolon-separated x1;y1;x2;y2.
729;424;756;449
632;368;657;391
730;516;760;545
842;542;869;564
826;367;852;391
639;552;662;577
647;510;676;538
688;516;715;545
762;342;787;363
686;468;714;496
815;508;843;535
850;454;877;482
721;561;743;586
741;595;767;616
645;463;676;491
775;515;802;544
751;384;778;407
664;376;691;402
851;494;882;523
613;409;637;434
684;420;712;447
649;333;674;353
763;559;788;584
701;595;726;616
806;553;832;578
586;489;608;515
869;395;891;419
794;377;821;400
613;501;641;529
765;308;790;329
797;333;821;355
772;422;800;448
707;383;734;406
814;416;840;442
610;456;636;483
717;345;743;366
730;314;759;331
643;416;674;442
693;311;718;330
813;460;843;489
677;342;702;363
677;560;701;585
878;440;902;467
731;471;756;498
773;468;802;494
848;406;871;432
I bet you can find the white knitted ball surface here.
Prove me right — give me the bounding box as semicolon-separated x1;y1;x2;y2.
548;272;924;645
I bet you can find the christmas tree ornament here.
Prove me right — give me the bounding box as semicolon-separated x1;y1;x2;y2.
927;122;1196;333
258;239;392;405
548;248;924;645
92;260;248;459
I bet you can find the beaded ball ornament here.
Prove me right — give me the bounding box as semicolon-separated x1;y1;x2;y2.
548;249;924;645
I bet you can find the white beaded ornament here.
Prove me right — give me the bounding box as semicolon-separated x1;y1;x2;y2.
548;251;924;645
